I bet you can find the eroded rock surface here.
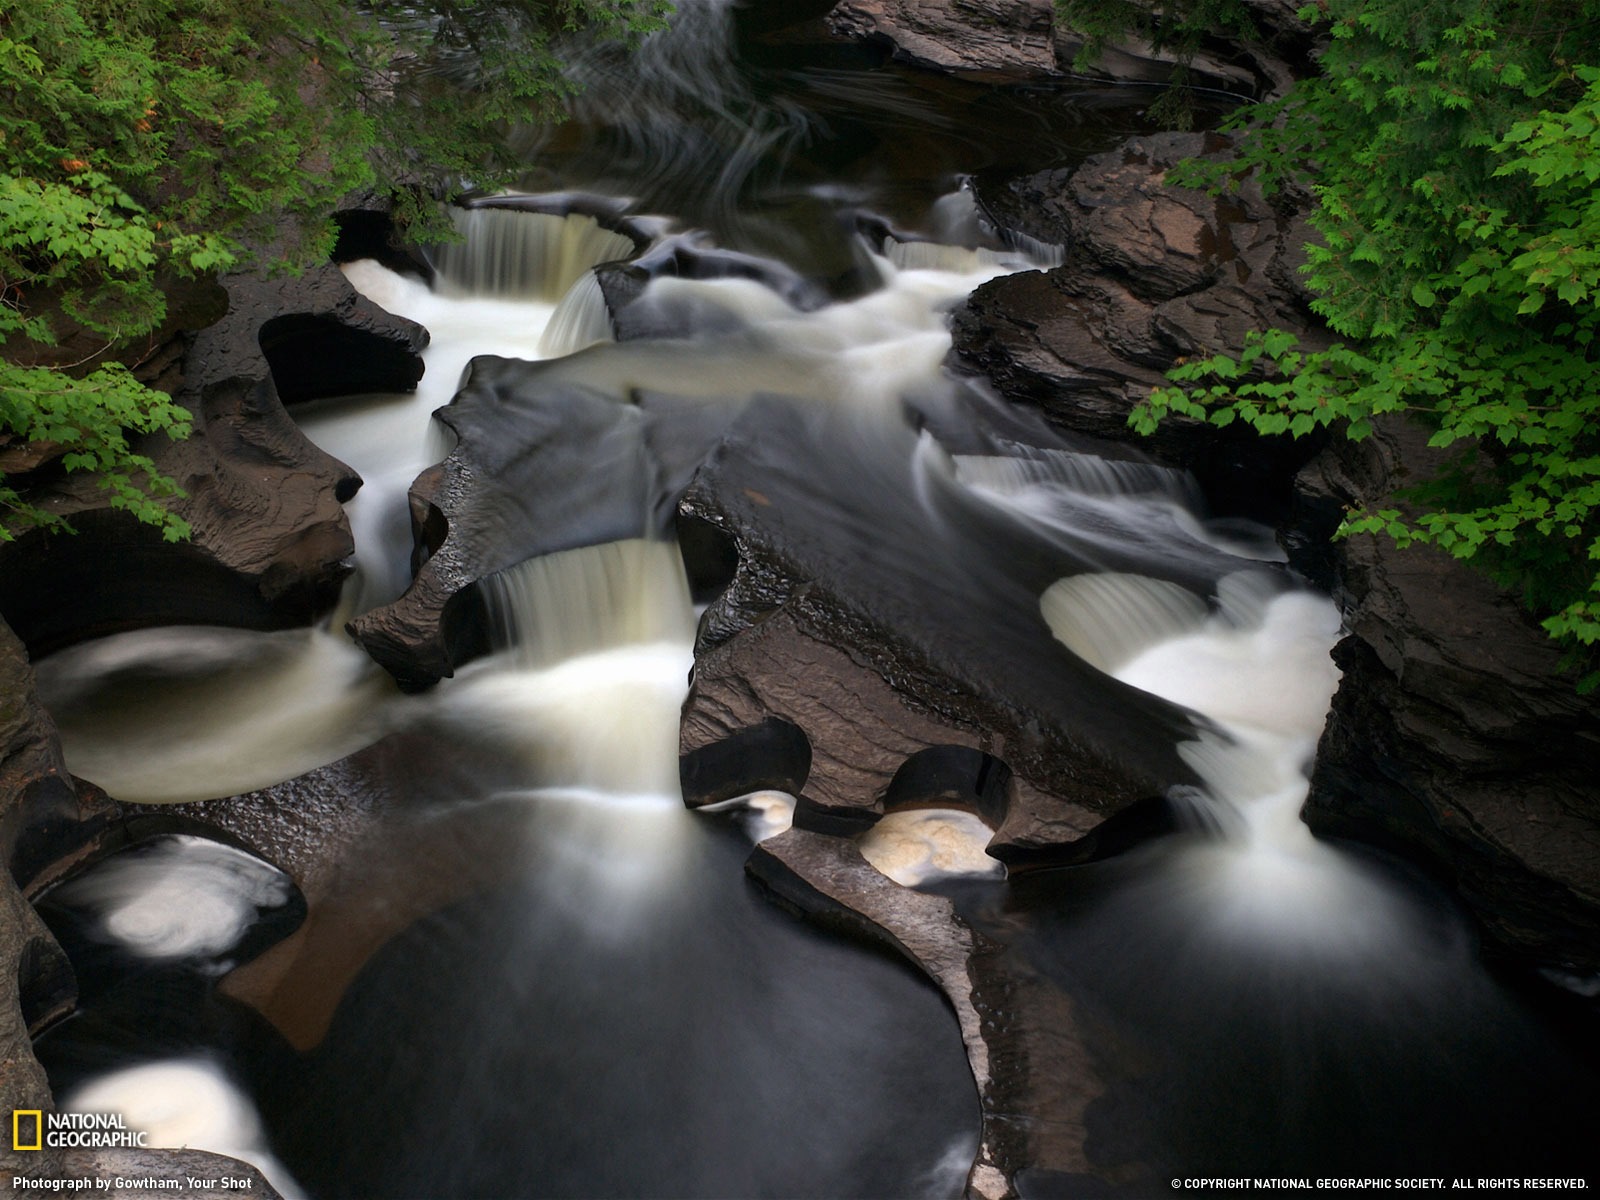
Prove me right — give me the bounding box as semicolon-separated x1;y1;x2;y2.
955;131;1328;518
1296;422;1600;975
1;620;116;1177
823;0;1292;95
750;827;1100;1198
0;256;422;655
678;393;1208;864
347;369;684;689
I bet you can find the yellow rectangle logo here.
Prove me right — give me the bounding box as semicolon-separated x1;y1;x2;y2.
12;1109;43;1151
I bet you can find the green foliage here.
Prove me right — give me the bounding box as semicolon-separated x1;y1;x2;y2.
0;0;666;541
1120;0;1600;685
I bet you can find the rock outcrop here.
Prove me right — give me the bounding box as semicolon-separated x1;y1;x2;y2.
823;0;1307;96
1;619;113;1177
954;131;1328;520
0;252;426;656
347;369;690;690
953;125;1600;978
749;828;1102;1200
1296;422;1600;977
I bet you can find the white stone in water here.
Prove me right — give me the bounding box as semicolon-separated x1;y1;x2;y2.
63;1058;305;1200
54;836;290;961
857;809;1005;887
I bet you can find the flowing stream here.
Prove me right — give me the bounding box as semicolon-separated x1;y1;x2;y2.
28;2;1598;1194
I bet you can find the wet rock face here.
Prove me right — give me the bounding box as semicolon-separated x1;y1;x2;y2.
1295;422;1600;975
954;131;1328;521
678;393;1205;864
748;827;1100;1199
823;0;1288;95
0;252;422;656
347;367;692;690
0;620;118;1178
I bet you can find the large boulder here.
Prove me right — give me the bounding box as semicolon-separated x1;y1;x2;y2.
346;367;688;690
1296;421;1600;977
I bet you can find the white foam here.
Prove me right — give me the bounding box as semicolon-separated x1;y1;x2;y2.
857;809;1005;887
697;790;797;842
53;836;291;962
40;626;400;806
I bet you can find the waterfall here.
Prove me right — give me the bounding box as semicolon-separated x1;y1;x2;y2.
538;268;616;357
882;236;1019;274
1039;572;1210;675
436;540;697;801
427;208;637;301
479;539;695;670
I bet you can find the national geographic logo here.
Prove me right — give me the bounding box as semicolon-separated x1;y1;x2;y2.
11;1111;149;1150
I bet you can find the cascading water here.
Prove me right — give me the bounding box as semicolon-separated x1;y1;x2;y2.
28;0;1599;1193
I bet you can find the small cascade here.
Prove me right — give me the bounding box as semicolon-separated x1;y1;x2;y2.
956;446;1202;505
538;268;616;357
480;539;694;670
439;540;697;801
1039;572;1210;675
957;444;1288;564
427;208;636;301
882;235;1018;274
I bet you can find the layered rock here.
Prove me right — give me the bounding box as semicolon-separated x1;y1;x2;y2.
823;0;1306;96
1296;422;1600;976
0;620;114;1177
952;125;1600;976
0;253;425;656
954;131;1328;519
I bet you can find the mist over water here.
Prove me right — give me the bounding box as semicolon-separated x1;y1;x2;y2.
30;0;1600;1192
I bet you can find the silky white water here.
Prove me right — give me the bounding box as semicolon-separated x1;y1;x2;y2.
63;1060;304;1199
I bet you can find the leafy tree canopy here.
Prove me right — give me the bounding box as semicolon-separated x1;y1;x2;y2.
1074;0;1600;683
0;0;665;541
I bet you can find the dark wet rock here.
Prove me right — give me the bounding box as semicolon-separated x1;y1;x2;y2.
1;619;121;1178
0;375;362;657
348;369;684;689
597;233;834;343
678;394;1208;864
749;827;1102;1199
211;261;428;405
0;255;420;656
955;131;1327;521
1294;421;1600;976
41;1148;284;1198
823;0;1298;96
